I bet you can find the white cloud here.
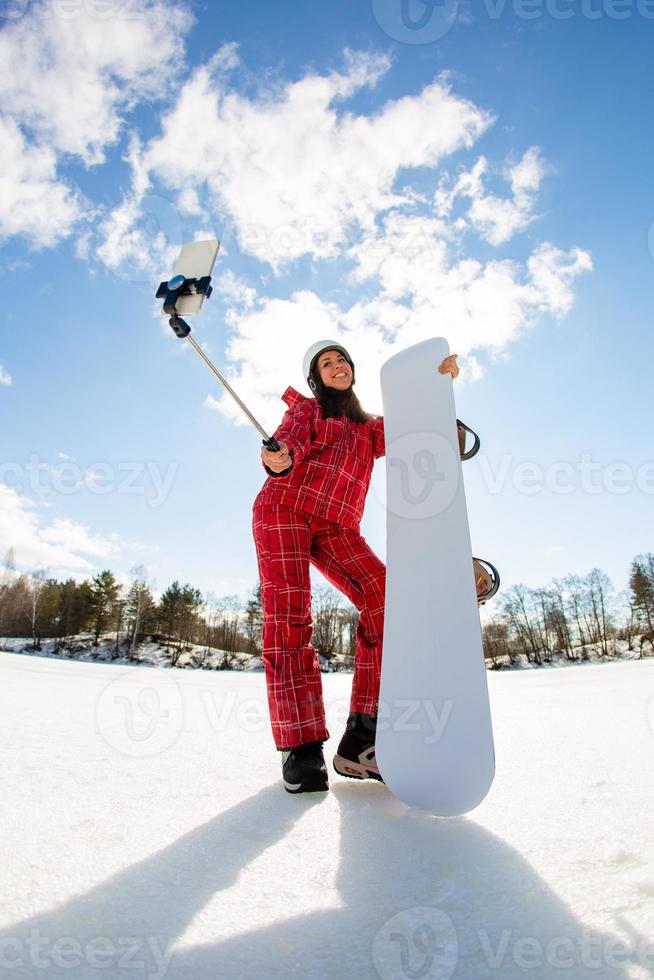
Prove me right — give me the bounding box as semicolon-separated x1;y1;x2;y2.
93;134;185;277
101;55;494;269
436;147;549;245
0;485;123;574
0;364;12;386
40;518;121;559
217;270;257;309
0;26;590;424
345;210;592;357
0;0;189;163
525;242;592;316
88;53;591;428
0;117;81;248
0;0;191;247
204;227;591;430
205;290;348;429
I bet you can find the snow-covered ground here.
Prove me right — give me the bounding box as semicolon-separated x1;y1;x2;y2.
1;652;653;980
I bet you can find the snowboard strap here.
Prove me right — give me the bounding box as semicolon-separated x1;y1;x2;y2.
457;420;481;461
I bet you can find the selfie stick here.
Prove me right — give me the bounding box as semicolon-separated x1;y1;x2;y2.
156;274;281;453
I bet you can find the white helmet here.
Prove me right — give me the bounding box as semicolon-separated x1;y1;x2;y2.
303;339;354;392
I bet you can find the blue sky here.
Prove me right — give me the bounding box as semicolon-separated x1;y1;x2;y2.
1;0;652;610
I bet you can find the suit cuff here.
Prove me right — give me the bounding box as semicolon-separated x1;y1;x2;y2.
264;462;293;478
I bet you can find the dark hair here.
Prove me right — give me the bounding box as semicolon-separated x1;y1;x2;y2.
312;374;372;424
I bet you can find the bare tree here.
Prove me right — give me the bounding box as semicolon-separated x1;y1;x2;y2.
549;578;576;659
27;569;48;650
112;596;127;660
311;585;343;664
561;574;591;658
243;582;263;656
125;565;156;659
500;585;543;664
584;568;616;657
338;605;359;670
532;587;555;662
482;619;512;667
637;629;654;657
212;595;242;668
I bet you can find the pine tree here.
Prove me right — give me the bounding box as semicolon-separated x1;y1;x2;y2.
629;553;654;635
244;582;263;655
158;582;203;664
90;571;121;647
33;579;61;648
55;579;93;648
158;580;184;653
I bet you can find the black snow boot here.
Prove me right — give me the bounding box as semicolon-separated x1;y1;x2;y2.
333;712;383;782
281;739;329;794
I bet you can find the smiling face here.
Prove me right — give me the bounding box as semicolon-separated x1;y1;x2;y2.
316;349;353;390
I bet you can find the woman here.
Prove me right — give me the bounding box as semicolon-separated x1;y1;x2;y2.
252;340;465;795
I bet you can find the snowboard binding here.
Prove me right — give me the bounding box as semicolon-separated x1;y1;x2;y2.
474;558;500;605
457;420;480;461
456;423;500;605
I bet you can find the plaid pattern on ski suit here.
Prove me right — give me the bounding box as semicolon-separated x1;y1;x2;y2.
254;386;385;530
252;387;386;749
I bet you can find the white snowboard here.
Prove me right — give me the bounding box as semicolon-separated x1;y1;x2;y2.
375;338;495;815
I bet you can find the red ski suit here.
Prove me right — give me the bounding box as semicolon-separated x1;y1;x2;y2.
252;386;386;749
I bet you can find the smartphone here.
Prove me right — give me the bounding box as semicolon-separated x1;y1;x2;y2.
165;239;220;315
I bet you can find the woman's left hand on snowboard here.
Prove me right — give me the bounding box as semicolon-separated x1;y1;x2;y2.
438;354;459;380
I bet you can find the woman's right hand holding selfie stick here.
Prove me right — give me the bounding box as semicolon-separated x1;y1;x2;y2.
262;441;292;473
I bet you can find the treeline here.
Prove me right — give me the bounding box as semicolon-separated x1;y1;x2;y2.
0;551;360;669
0;554;264;667
1;549;653;671
482;553;654;668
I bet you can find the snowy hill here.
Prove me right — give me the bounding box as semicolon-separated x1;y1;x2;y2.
1;653;653;978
